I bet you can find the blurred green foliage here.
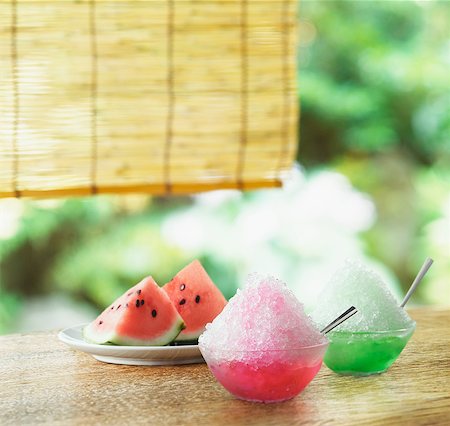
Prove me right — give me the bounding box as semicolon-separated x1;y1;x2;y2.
298;0;450;301
299;0;450;165
1;0;449;333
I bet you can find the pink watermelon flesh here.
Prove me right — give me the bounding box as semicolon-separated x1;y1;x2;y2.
83;276;185;346
163;260;227;341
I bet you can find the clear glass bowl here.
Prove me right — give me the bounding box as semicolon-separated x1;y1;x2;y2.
199;342;329;403
324;322;416;376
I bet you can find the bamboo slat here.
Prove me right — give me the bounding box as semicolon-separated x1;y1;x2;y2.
0;0;298;198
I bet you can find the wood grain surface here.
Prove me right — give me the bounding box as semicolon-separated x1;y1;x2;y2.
1;308;449;426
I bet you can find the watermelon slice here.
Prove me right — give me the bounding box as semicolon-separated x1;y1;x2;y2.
83;276;185;346
163;260;227;341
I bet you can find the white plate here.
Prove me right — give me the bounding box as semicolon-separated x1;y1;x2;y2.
58;324;204;366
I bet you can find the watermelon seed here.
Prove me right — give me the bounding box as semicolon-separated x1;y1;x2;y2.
180;284;186;291
140;299;144;306
136;299;140;308
152;309;157;318
195;295;201;303
99;321;103;325
127;292;132;296
110;306;114;310
137;289;142;295
117;304;121;310
126;303;128;308
179;299;186;305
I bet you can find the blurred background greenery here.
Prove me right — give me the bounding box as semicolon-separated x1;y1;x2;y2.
1;0;449;334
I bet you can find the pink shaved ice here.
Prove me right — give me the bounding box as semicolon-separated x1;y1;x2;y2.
199;274;326;352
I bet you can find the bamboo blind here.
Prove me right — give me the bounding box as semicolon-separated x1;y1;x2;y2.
0;0;298;198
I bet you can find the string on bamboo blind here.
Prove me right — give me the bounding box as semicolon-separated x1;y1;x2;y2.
0;0;298;198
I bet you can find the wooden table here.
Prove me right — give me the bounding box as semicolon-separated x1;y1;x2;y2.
1;308;449;425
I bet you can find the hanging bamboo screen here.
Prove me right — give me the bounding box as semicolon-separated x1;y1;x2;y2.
0;0;298;198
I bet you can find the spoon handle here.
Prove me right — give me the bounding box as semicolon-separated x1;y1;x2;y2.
400;258;434;308
321;306;358;335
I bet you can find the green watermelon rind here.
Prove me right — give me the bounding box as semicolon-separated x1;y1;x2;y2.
174;328;204;341
82;318;186;347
